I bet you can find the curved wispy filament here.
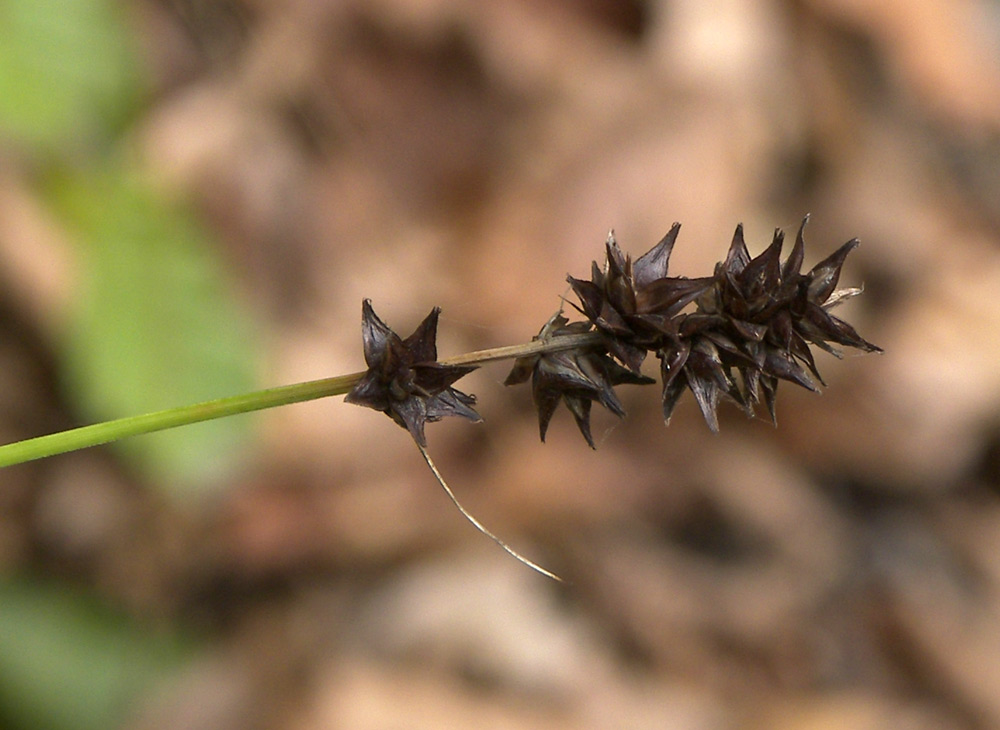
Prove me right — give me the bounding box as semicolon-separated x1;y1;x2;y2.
416;443;564;583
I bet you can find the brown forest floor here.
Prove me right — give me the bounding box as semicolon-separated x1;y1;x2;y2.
5;1;1000;728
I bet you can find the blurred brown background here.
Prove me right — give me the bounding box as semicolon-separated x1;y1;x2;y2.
3;0;1000;728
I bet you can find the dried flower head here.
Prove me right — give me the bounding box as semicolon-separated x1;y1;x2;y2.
567;225;713;372
684;216;883;427
558;216;881;434
349;217;879;451
338;218;880;580
504;313;654;448
345;300;481;446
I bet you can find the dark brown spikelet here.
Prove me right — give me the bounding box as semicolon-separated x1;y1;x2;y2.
657;328;750;432
690;216;883;427
345;300;481;446
504;313;654;448
567;226;714;373
563;216;881;433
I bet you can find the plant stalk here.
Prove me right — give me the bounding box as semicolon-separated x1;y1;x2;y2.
0;331;603;468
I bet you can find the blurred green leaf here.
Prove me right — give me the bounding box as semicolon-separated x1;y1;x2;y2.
52;164;259;496
0;577;191;730
0;0;140;151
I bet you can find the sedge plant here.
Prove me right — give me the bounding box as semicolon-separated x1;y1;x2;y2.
0;217;881;580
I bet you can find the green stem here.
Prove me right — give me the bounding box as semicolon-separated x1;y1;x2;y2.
0;373;363;468
0;331;602;468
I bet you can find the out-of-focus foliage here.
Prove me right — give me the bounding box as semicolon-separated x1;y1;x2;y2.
52;165;258;492
0;0;139;151
0;0;258;494
0;0;255;725
0;578;189;730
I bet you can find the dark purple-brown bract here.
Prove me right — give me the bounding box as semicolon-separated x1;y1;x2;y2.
345;300;480;446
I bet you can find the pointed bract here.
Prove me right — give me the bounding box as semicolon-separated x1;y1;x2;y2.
781;215;808;281
359;299;397;368
724;224;751;276
807;239;859;303
402;308;440;364
634;223;680;287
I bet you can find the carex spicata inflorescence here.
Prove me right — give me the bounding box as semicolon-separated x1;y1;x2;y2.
344;217;881;580
347;217;881;448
